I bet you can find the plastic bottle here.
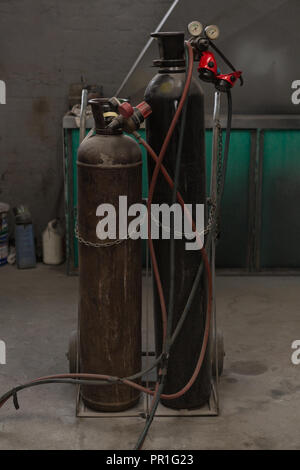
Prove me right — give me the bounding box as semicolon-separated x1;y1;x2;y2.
42;219;64;265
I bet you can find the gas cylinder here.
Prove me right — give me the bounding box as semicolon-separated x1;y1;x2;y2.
145;32;211;409
77;98;142;411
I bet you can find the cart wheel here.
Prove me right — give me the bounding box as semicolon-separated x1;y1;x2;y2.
67;330;78;373
212;330;225;377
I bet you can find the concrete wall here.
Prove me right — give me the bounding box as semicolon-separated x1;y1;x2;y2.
0;0;172;242
0;0;299;242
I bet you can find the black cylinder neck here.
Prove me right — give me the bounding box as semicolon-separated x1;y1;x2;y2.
89;98;122;135
151;32;185;69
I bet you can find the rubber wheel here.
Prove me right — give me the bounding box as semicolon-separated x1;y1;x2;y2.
212;330;225;377
67;330;78;373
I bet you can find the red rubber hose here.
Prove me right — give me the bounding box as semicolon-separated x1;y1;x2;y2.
133;136;212;400
135;135;204;248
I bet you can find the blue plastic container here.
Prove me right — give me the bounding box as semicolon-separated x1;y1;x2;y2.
15;224;36;269
0;233;8;266
0;202;10;266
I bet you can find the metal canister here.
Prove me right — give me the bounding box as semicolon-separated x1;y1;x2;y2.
145;32;211;409
77;98;142;411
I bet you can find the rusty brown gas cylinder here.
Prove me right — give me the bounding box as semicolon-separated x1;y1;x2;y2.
77;98;142;411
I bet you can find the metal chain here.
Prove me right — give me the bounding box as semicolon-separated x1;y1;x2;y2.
215;122;223;238
206;202;217;235
150;207;214;238
75;204;216;248
75;222;130;248
216;122;223;196
75;211;147;248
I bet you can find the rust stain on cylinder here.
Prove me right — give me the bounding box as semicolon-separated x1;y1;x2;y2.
77;131;142;412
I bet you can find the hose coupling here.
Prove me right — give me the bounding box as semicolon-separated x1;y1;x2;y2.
108;99;152;134
158;352;170;381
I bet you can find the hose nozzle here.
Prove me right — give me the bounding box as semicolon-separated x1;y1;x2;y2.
108;100;152;134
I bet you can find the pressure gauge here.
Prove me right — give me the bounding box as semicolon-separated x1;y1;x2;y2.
188;21;203;37
205;24;220;40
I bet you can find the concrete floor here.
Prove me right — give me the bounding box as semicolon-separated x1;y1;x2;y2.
0;263;299;450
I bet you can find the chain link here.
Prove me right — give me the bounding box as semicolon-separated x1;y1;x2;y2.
75;204;216;248
75;211;148;248
75;222;130;248
215;121;223;238
216;122;223;196
150;208;214;239
206;201;217;234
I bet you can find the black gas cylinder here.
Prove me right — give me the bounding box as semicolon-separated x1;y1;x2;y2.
145;32;211;409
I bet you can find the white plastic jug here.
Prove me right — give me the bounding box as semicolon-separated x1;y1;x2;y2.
42;219;64;265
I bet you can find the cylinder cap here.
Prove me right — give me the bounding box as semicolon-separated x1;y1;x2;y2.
151;32;185;68
89;98;122;135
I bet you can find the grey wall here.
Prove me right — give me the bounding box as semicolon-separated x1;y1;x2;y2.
0;0;299;242
0;0;172;241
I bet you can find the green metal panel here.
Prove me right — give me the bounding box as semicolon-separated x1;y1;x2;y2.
260;130;300;268
65;126;300;271
206;130;252;268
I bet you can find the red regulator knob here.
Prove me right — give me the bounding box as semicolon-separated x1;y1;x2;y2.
118;101;134;119
215;71;243;91
136;101;152;119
